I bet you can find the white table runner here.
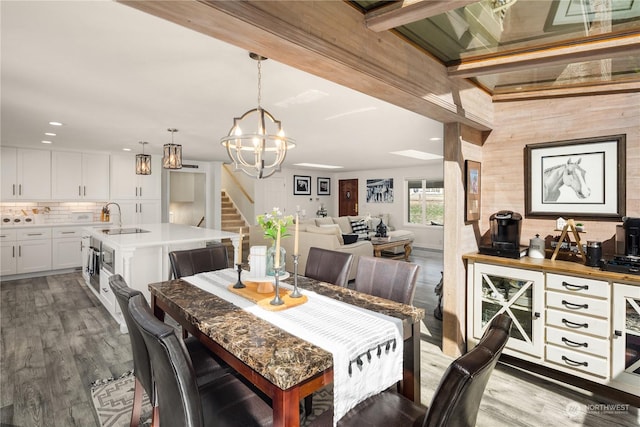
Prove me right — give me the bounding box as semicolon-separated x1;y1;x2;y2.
183;269;403;425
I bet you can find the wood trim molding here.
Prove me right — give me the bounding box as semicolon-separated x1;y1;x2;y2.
448;34;640;78
364;0;477;32
492;80;640;102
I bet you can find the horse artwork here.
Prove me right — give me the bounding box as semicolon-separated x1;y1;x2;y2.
543;158;591;203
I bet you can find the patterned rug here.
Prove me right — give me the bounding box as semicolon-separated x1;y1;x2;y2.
90;371;332;427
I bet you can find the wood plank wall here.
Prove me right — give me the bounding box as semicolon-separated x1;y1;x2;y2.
480;92;640;249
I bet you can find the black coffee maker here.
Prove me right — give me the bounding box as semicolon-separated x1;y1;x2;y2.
618;217;640;257
479;211;524;259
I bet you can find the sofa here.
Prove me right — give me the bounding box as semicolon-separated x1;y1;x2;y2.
249;215;414;281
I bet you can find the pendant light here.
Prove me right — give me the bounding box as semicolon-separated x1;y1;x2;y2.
135;141;151;175
220;52;295;179
163;128;182;169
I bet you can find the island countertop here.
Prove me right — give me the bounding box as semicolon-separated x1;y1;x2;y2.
82;222;239;250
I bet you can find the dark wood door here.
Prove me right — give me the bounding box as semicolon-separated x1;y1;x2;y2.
339;179;358;216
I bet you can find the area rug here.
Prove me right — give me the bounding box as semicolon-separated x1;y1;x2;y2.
91;371;332;427
90;371;151;427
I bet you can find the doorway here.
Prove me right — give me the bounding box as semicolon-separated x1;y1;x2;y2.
169;171;206;227
339;179;358;216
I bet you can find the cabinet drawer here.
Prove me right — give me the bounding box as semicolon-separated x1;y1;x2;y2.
546;309;610;338
53;227;82;238
0;229;16;241
546;273;609;299
546;291;609;318
546;326;609;358
546;345;608;378
17;228;51;240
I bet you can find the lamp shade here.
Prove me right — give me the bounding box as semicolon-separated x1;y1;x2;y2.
163;128;182;169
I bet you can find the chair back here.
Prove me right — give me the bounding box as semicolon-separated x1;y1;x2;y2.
128;293;204;427
422;313;512;427
169;245;229;279
304;247;354;287
354;256;419;304
108;274;155;404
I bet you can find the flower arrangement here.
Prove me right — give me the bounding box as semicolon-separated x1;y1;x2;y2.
256;207;294;241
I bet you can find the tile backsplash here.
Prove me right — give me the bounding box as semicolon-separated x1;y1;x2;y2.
0;201;107;225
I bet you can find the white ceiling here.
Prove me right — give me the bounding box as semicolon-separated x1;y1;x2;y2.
1;1;444;173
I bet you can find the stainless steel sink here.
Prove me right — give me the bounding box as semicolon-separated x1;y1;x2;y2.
101;228;150;235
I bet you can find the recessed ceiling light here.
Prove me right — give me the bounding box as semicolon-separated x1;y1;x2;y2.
293;163;344;169
41;140;53;144
429;137;442;141
390;150;443;160
44;132;56;136
122;148;132;152
49;121;63;126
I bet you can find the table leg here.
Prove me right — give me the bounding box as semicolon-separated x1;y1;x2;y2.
272;388;300;427
398;321;421;403
374;248;382;257
404;243;412;261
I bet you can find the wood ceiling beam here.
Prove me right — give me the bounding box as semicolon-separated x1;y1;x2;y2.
492;80;640;102
119;0;494;130
365;0;478;32
448;34;640;78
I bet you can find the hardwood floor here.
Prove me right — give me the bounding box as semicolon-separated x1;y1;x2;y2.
1;253;637;426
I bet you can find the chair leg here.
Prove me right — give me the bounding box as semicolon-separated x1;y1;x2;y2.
304;394;313;416
130;378;143;427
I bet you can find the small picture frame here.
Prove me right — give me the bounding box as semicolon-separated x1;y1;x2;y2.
465;160;481;222
317;177;330;195
293;175;311;195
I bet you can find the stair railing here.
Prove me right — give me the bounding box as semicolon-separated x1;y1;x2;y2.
223;164;254;205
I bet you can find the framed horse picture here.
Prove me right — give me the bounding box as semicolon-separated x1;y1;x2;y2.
465;160;481;222
524;135;626;220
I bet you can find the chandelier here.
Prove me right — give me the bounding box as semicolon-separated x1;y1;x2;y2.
135;141;151;175
163;128;182;169
220;53;295;179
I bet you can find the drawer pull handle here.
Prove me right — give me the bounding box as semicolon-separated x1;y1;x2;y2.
562;318;588;329
562;337;588;348
562;281;588;291
562;355;588;367
614;330;622;337
562;300;588;310
27;233;43;236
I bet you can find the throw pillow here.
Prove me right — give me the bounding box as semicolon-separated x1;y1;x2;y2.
307;224;344;245
350;219;368;235
315;217;334;227
342;234;359;245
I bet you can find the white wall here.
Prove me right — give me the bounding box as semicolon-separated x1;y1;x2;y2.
252;162;444;250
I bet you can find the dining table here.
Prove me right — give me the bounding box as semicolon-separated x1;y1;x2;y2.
149;269;425;427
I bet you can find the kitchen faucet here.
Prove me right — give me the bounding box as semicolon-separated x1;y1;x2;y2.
103;202;122;228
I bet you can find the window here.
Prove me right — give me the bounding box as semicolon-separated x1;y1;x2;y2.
407;179;444;225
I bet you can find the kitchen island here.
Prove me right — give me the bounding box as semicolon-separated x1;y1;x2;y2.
82;223;239;331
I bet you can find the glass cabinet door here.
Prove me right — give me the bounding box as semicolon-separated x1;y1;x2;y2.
474;263;544;357
612;283;640;394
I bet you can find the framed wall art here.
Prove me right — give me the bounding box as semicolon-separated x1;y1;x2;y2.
293;175;311;195
465;160;481;222
366;178;393;203
317;177;330;195
524;134;626;220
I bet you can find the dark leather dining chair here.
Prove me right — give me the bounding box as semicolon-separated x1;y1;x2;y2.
127;293;273;427
304;247;354;287
311;313;513;427
109;274;229;427
354;256;420;305
169;244;229;279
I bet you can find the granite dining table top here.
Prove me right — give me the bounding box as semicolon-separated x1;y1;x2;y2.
149;275;424;391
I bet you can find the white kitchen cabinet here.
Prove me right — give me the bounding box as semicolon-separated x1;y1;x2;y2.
611;283;640;396
470;262;545;358
51;151;110;200
110;154;161;200
1;241;17;276
117;200;161;226
1;147;51;201
52;227;83;269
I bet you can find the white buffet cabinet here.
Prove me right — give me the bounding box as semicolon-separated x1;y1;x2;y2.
465;253;640;398
82;223;239;332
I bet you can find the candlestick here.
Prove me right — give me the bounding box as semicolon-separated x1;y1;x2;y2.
233;263;245;289
290;254;302;298
270;266;284;306
274;224;281;268
237;227;243;264
294;214;299;255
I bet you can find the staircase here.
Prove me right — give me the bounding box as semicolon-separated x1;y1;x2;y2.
220;191;250;264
